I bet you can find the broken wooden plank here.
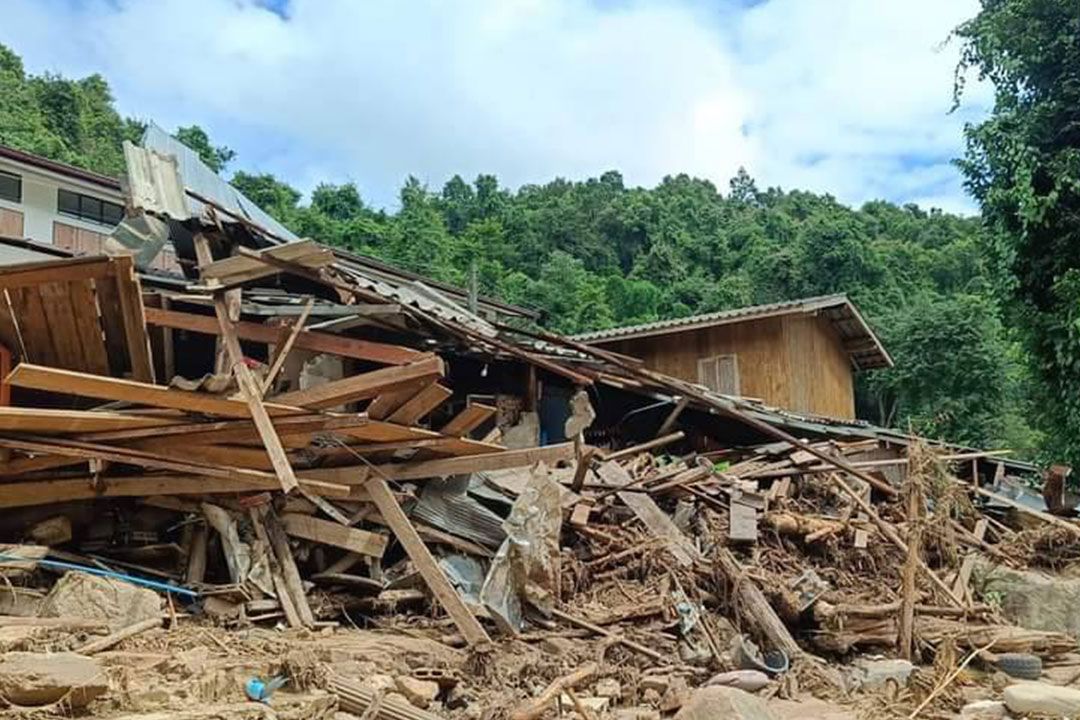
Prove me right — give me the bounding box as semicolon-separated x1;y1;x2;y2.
198;240;334;288
439;403;496;437
308;442;576;483
0;407;181;433
656;397;690;436
728;500;758;544
617;490;699;566
0;436;349;498
603;431;685;462
261;297;314;395
6;364;300;419
0;474;300;509
144;306;425;365
0;256;114;289
951;519;987;603
281;513;388;558
715;548;802;659
213;292;299;494
111;254;156;383
365;381;432;421
364;474;491;645
273;356;446;409
386;384;452;425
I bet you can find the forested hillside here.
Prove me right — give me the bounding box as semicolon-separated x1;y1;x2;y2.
0;42;1042;456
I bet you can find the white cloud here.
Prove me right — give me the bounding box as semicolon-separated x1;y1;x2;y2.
0;0;988;212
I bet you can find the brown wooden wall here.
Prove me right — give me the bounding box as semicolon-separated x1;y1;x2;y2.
598;313;856;418
0;208;23;238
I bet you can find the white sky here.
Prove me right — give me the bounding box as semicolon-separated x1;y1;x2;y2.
1;0;990;213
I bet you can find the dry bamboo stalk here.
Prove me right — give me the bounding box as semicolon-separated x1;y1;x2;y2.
76;616;162;655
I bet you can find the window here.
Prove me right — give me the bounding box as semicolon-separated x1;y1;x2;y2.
57;188;124;226
698;354;740;395
0;171;20;203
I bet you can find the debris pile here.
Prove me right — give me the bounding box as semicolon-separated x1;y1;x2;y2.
0;145;1078;720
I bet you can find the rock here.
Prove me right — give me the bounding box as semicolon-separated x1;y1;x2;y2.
28;515;72;545
675;687;779;720
975;558;1080;636
0;651;107;708
960;699;1009;719
614;708;661;720
1004;681;1080;716
395;676;440;709
360;673;396;693
768;697;857;720
40;571;160;631
642;688;662;705
540;636;577;656
595;678;622;698
706;670;771;692
561;694;610;714
661;675;692;712
854;658;915;690
640;674;670;694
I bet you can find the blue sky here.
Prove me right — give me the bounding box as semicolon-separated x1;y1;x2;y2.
2;0;990;213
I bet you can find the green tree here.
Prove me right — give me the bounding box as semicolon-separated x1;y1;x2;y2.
174;125;235;173
954;0;1080;464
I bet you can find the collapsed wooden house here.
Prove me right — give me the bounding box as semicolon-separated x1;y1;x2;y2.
0;136;1069;719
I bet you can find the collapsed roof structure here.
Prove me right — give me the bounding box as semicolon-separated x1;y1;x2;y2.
0;133;1067;719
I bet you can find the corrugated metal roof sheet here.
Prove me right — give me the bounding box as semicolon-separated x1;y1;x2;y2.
572;294;893;370
141;123;299;241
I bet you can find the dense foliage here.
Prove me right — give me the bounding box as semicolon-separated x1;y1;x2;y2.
0;42;1043;454
954;0;1080;468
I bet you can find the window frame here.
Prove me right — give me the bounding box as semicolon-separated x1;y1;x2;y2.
0;171;21;204
56;188;124;227
697;353;741;395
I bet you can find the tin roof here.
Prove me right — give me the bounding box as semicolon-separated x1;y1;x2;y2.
572;294;892;370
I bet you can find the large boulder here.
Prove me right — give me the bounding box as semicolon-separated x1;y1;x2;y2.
674;687;778;720
1004;681;1080;716
40;571;160;631
977;559;1080;636
0;651;107;708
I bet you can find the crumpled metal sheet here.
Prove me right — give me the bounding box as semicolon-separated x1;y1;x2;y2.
122;140;190;220
479;462;563;633
413;475;507;549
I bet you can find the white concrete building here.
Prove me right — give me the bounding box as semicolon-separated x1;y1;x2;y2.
0;144;176;270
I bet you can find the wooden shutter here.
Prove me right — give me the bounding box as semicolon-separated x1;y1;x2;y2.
697;356;719;391
717;354;740;395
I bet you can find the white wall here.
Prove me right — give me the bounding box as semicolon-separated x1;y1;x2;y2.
0;157;123;244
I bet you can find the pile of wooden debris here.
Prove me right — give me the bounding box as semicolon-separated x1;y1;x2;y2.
0;204;1077;719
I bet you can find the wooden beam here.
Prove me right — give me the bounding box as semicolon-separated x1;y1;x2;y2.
6;364;300;419
213;293;299;493
386;384;452;425
0;407;181;434
253;503;315;627
197;240;333;288
111;254;155;383
618;490;699;567
603;432;685;462
0;256;112;289
307;442;576;483
656;397;690;436
364;474;491;645
78;413;366;444
144;306;425;366
0;435;349;498
0;474;299;509
281;513;388;557
261;298;314;395
439;403;496;437
273;356;446;409
365;380;431;420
